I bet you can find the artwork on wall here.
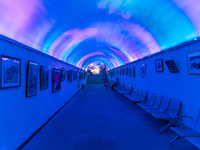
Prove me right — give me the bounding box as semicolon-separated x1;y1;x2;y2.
40;65;49;90
187;50;200;74
79;72;82;81
140;63;146;77
61;67;66;81
155;59;164;72
73;71;78;81
70;70;73;83
129;67;131;77
126;67;128;76
165;60;179;73
122;68;124;75
120;69;122;75
52;68;61;93
84;72;86;80
67;70;70;81
132;67;135;77
81;72;84;80
1;55;21;89
26;60;39;97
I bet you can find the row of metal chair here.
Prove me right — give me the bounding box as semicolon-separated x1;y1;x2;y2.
109;79;200;149
124;87;148;103
137;93;182;134
112;84;182;135
137;92;200;149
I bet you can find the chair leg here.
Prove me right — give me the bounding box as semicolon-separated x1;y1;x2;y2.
136;108;143;114
159;120;173;134
170;135;181;147
123;96;127;100
132;105;140;111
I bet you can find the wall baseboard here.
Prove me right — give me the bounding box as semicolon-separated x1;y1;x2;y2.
17;89;82;150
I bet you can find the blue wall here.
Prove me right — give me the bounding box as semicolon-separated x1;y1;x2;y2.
0;36;87;150
110;40;200;128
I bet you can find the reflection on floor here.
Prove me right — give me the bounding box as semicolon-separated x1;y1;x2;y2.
22;84;196;150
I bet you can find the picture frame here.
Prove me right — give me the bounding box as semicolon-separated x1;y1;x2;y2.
155;59;164;72
52;68;61;93
67;70;70;81
61;67;66;81
70;70;73;83
140;63;146;77
1;55;21;89
165;60;179;73
84;72;86;80
132;67;135;77
79;72;81;81
26;60;39;97
40;65;49;90
129;67;131;77
126;67;128;76
187;50;200;74
122;68;124;75
73;71;78;81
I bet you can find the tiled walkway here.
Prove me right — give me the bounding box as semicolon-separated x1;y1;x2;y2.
22;84;196;150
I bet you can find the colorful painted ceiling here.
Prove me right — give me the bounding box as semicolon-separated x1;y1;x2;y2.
0;0;200;69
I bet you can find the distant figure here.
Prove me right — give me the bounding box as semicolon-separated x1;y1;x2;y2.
87;69;93;75
112;78;119;91
103;76;109;89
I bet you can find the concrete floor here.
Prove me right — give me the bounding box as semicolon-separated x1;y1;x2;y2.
22;84;196;150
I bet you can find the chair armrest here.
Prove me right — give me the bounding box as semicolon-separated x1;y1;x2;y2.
175;116;193;127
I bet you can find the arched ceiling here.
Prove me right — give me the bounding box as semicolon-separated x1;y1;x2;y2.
0;0;200;69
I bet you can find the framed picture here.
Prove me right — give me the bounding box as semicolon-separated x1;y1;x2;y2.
140;63;146;77
187;50;200;74
70;70;73;83
61;67;66;81
165;60;179;73
155;59;164;72
132;67;135;77
1;55;21;89
129;67;131;77
79;72;81;81
67;70;70;81
82;72;84;80
84;72;86;80
122;68;124;75
52;68;61;93
120;69;122;75
126;67;128;76
73;71;78;81
26;61;39;97
40;65;49;90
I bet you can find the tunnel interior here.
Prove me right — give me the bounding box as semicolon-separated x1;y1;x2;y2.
1;0;200;150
